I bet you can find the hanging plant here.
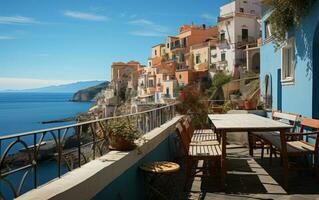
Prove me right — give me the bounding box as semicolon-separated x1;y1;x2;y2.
262;0;316;47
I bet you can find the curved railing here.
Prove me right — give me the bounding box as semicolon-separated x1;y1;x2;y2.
0;104;177;199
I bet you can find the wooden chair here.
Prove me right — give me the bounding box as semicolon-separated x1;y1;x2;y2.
250;111;300;160
175;122;221;179
261;117;319;188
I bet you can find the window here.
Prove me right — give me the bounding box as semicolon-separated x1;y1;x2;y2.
181;38;187;47
167;43;169;49
172;54;177;60
250;10;255;14
243;0;247;3
148;80;154;87
148;62;151;67
242;29;248;41
221;52;226;61
179;74;182;79
155;50;157;56
281;38;295;84
220;33;225;41
195;54;201;64
240;8;244;13
180;53;185;62
175;40;180;48
265;20;272;39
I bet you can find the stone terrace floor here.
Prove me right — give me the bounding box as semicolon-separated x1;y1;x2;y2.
171;145;319;200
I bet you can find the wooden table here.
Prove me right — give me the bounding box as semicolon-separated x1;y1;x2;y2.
208;114;293;187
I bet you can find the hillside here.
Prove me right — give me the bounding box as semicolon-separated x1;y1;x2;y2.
5;81;105;93
72;81;110;102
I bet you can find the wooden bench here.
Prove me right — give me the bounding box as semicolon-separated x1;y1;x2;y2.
260;117;319;188
250;111;300;160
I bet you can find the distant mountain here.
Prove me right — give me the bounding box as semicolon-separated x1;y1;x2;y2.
72;81;110;102
4;81;105;93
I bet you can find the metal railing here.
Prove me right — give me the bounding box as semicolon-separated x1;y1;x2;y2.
0;104;177;199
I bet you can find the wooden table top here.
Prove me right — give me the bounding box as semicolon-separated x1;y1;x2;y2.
208;114;293;131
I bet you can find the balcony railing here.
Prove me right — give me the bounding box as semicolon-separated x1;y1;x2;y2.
237;36;257;46
0;104;177;199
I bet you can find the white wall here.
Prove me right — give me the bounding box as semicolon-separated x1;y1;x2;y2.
215;0;261;75
235;0;261;17
234;16;261;43
220;0;261;17
220;1;236;17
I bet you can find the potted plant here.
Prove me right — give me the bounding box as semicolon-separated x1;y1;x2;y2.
244;98;254;110
107;118;141;151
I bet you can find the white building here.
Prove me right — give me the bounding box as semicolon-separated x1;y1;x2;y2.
211;0;261;76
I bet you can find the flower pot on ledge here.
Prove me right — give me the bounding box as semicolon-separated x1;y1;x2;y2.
106;118;141;151
109;134;136;151
244;100;254;110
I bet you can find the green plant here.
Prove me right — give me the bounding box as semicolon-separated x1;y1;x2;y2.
262;0;316;47
205;72;231;98
107;118;141;143
173;84;185;97
222;100;234;113
177;85;208;128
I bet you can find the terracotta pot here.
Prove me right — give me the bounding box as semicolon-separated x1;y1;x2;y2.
109;134;136;151
244;100;254;110
212;107;223;114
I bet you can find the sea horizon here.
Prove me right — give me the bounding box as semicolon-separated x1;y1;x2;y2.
0;92;93;136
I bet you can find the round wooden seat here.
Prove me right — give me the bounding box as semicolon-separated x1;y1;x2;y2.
140;161;180;174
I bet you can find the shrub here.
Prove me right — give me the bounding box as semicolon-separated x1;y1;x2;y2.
205;72;231;98
262;0;316;47
177;85;208;128
107;118;141;142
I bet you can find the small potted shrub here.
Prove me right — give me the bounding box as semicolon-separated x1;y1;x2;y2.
244;98;254;110
107;118;141;151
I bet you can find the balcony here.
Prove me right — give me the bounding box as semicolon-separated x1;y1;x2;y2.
2;105;178;200
212;60;228;71
237;36;257;47
6;105;319;200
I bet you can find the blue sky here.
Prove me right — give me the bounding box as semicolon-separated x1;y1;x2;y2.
0;0;229;89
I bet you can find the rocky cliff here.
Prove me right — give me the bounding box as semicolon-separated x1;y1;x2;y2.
72;81;110;102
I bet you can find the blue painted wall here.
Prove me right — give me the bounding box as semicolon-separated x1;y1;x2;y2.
260;2;319;118
92;134;179;200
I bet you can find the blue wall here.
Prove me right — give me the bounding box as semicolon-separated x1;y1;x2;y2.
260;2;319;118
92;134;178;200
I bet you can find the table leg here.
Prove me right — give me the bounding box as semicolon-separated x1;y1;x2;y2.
279;129;289;189
248;131;254;156
220;130;226;188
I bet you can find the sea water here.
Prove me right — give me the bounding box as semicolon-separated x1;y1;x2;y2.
0;93;93;199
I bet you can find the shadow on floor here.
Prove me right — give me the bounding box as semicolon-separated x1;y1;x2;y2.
175;146;319;200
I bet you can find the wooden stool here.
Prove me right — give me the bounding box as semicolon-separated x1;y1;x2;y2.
140;161;180;200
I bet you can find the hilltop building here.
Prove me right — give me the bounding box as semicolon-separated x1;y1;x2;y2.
211;0;261;76
111;61;143;102
137;24;218;103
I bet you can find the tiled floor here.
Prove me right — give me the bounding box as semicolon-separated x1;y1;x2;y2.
175;145;319;200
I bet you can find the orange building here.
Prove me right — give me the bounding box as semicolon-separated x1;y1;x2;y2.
111;61;142;101
171;25;218;86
